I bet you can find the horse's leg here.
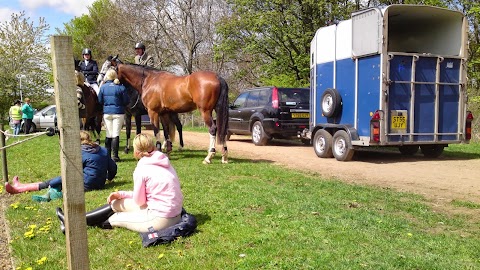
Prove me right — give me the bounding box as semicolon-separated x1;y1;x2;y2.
201;110;216;164
159;114;173;154
148;110;163;151
124;112;132;154
162;115;176;152
174;114;184;149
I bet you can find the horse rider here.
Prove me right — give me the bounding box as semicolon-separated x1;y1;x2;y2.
78;48;100;95
134;42;154;67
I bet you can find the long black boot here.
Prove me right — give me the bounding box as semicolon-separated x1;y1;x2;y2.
112;136;120;162
56;204;115;233
86;204;115;229
105;137;112;158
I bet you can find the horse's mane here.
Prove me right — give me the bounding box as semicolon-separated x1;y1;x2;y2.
75;70;85;86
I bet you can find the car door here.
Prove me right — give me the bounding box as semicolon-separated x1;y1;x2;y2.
39;106;56;129
229;92;249;132
241;90;261;131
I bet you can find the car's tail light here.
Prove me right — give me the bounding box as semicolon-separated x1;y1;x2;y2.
466;111;473;141
370;110;381;142
272;87;279;109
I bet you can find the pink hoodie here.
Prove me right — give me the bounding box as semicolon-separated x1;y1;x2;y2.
118;151;183;218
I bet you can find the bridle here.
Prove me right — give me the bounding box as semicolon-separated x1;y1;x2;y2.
110;57;144;111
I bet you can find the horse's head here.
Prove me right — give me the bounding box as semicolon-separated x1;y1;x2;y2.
75;70;85;87
110;55;123;68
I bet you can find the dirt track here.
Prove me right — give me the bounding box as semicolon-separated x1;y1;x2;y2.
181;131;480;205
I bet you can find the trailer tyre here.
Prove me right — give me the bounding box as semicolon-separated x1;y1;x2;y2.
313;129;333;158
251;121;270;146
332;130;354;161
321;88;342;118
399;145;419;156
420;145;444;158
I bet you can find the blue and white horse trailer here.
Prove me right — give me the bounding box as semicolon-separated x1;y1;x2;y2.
306;5;473;161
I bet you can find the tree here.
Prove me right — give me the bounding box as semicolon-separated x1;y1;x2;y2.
0;12;51;119
215;0;357;88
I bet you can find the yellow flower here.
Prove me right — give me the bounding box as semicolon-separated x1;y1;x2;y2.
24;230;35;239
407;233;413;237
28;224;37;229
37;256;47;265
158;253;164;259
10;202;19;209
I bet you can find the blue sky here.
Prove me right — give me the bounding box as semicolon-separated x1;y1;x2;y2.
0;0;96;36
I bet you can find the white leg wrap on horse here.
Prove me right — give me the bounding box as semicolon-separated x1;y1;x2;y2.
209;134;215;150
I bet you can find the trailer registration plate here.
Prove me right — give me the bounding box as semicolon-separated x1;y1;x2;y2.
291;113;310;119
391;116;406;129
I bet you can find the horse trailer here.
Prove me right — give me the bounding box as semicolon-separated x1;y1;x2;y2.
304;4;473;161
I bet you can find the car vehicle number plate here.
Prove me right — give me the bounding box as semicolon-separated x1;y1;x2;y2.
391;115;406;129
292;113;309;118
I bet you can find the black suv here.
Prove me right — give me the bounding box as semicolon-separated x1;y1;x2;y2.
228;86;310;145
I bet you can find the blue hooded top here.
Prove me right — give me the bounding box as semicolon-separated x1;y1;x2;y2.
82;144;117;190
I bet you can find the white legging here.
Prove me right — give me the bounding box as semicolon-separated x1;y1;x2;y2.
103;114;125;138
108;198;181;233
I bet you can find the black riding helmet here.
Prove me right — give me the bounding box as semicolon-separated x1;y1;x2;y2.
82;48;92;55
135;43;146;50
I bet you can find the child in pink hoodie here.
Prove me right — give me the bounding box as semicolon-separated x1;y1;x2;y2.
56;133;184;233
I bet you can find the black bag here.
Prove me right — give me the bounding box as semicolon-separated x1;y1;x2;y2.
140;209;197;247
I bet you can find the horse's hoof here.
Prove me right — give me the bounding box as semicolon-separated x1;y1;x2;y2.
222;160;229;164
202;159;211;165
124;148;130;154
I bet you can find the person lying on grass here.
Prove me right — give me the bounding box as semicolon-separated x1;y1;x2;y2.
56;133;184;232
4;130;117;202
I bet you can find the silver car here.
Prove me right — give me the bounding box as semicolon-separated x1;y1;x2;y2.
21;105;57;133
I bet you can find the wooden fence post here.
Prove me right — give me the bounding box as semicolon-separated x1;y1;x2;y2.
50;35;90;270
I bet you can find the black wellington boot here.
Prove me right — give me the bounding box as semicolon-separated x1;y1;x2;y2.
105;137;113;158
86;204;115;229
112;136;120;162
56;204;115;233
55;207;66;234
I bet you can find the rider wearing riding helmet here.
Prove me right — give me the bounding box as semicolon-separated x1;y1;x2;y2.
78;48;100;95
134;42;154;68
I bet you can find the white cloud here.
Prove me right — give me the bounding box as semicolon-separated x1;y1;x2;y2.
0;8;17;23
19;0;96;16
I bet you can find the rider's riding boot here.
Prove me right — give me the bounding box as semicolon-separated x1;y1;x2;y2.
5;176;40;194
85;204;115;229
112;136;120;162
105;137;112;158
56;204;114;233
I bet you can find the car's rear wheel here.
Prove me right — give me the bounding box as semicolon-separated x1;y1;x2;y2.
313;129;333;158
332;130;354;161
251;121;269;146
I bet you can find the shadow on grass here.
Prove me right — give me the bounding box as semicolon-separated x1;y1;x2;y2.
170;149;274;165
352;147;480;164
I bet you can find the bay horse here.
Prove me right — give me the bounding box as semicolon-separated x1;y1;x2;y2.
110;57;229;164
75;70;103;142
98;60;184;153
124;85;184;154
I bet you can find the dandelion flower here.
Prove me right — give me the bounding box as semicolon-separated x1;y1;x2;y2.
158;253;164;259
37;256;47;265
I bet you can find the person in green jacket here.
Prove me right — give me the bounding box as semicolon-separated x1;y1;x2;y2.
21;98;34;134
9;100;23;136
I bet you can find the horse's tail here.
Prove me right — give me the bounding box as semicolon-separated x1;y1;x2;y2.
215;76;229;145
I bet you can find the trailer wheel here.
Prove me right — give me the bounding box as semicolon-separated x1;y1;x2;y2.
399;145;419;156
332;130;354;161
321;88;342;118
251;121;270;146
420;145;444;158
313;129;333;158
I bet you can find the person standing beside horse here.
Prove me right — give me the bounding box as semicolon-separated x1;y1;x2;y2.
98;69;130;162
21;98;34;134
9;100;22;137
78;48;100;95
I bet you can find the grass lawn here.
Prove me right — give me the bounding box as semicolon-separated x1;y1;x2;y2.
2;131;480;270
